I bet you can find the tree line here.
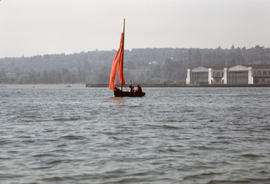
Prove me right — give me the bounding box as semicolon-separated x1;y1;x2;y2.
0;45;270;84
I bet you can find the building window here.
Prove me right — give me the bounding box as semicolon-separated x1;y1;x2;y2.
263;71;267;76
253;71;256;76
217;72;220;77
258;71;261;75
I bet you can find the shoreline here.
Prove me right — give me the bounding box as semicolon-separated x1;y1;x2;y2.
1;83;270;88
0;83;86;88
86;83;270;87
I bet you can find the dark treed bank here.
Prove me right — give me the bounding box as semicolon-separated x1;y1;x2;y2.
0;45;270;84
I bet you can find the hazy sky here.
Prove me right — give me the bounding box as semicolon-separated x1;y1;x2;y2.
0;0;270;57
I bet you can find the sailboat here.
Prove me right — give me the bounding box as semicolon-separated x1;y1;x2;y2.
109;19;145;97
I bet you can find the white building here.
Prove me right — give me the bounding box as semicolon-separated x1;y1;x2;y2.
186;64;270;85
186;66;209;85
227;65;253;85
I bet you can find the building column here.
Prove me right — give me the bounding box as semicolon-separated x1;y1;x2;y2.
223;68;227;84
208;68;212;84
248;67;253;84
186;69;191;85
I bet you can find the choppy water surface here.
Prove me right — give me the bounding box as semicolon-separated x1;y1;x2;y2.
1;86;270;184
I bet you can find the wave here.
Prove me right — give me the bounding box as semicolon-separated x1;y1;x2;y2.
53;117;81;122
61;135;86;140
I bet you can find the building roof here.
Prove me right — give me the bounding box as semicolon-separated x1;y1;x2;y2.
244;64;270;69
192;66;208;72
229;65;250;71
190;64;270;72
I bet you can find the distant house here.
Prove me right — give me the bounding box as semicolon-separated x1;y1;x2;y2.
251;64;270;84
186;64;270;85
186;66;225;85
189;66;209;85
227;65;253;85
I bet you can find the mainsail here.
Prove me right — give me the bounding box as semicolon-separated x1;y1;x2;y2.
109;20;126;90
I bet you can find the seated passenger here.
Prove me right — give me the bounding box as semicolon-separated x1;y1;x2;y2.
129;85;134;93
114;86;120;92
136;85;142;93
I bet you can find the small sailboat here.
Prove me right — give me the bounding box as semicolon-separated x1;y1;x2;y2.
109;19;145;97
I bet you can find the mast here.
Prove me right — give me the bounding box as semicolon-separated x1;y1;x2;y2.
122;18;125;52
121;18;125;91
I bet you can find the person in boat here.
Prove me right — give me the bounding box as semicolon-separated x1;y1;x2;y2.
135;85;142;93
114;86;121;92
129;84;134;93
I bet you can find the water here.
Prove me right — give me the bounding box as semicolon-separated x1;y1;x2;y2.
1;86;270;184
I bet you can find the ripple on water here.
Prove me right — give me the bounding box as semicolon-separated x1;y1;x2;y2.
162;124;183;130
53;117;81;122
0;139;12;145
0;174;24;180
183;171;223;180
32;153;55;158
240;153;264;159
61;135;86;140
207;178;270;184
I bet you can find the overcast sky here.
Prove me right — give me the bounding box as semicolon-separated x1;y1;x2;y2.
0;0;270;58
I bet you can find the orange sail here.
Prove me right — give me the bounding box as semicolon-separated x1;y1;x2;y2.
109;48;121;90
109;23;126;90
118;32;125;86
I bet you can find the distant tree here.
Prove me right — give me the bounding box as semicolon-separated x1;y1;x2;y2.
0;69;7;83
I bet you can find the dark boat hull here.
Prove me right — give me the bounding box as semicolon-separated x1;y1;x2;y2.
114;90;145;97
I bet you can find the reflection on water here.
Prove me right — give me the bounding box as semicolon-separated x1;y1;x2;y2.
0;86;270;184
109;96;126;106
